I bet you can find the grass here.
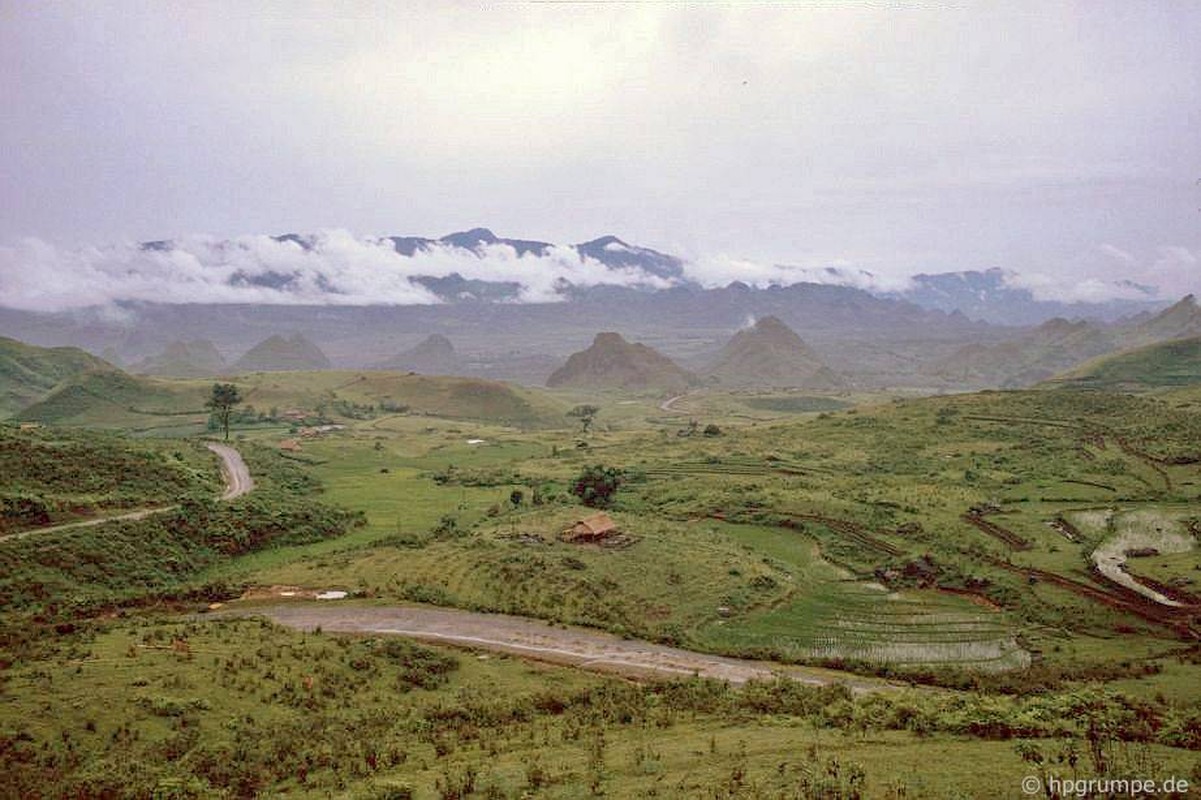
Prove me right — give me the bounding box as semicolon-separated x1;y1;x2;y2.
0;441;361;626
1051;336;1201;390
14;368;572;435
741;395;852;413
199;386;1201;681
8;380;1201;795
4;616;1199;799
0;336;115;418
0;425;218;533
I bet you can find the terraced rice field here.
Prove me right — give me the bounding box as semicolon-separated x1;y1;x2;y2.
697;580;1028;672
642;455;825;478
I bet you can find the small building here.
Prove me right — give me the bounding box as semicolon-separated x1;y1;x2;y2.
279;439;303;452
561;512;618;542
18;422;42;431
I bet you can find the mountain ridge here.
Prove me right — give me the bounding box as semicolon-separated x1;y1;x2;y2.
547;332;695;392
119;229;1173;321
130;339;226;378
232;334;331;373
706;316;844;389
372;334;463;375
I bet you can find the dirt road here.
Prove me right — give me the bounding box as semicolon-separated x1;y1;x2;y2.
234;602;892;692
206;443;254;499
1;443;252;541
659;393;688;413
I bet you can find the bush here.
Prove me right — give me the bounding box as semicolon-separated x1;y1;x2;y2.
570;465;623;508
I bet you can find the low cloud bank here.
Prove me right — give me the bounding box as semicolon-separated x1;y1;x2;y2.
1003;244;1198;304
0;230;674;312
681;256;917;294
1;231;1195;313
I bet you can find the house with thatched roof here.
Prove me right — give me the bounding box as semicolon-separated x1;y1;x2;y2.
561;512;618;542
278;439;302;452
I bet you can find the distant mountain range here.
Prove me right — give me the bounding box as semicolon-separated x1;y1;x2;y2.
4;296;1201;430
138;228;685;305
123;228;1169;322
888;268;1161;325
3;286;1192;392
924;295;1201;389
2;227;1194;393
382;228;685;284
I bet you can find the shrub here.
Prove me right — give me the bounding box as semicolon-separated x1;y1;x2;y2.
570;465;623;508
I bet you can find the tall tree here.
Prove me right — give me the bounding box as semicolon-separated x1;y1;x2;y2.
567;404;600;434
206;383;242;442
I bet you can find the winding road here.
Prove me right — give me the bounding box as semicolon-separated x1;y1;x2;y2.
1;442;252;541
206;442;254;500
658;393;689;413
231;601;893;692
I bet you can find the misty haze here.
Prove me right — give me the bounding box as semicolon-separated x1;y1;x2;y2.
2;4;1200;799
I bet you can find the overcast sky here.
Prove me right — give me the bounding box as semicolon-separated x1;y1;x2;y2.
2;1;1199;307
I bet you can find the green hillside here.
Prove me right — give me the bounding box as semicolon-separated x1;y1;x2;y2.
925;317;1117;388
0;336;114;417
0;442;361;614
130;339;226;377
707;316;844;389
12;365;568;435
15;369;206;429
1047;336;1201;389
232;334;331;372
233;370;569;428
0;425;218;534
547;331;695;392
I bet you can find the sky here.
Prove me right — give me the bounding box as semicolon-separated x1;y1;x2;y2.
2;1;1199;310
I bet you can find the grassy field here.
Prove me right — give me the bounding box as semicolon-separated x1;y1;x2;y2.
4;617;1199;799
5;376;1201;796
15;369;571;433
179;384;1201;689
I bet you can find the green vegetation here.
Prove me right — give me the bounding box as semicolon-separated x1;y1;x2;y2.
15;368;206;431
0;425;217;533
1051;336;1201;390
0;438;362;665
570;464;623;508
0;336;116;418
4;618;1199;799
566;403;599;434
205;382;242;442
13;368;570;435
6;353;1201;796
742;395;850;413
